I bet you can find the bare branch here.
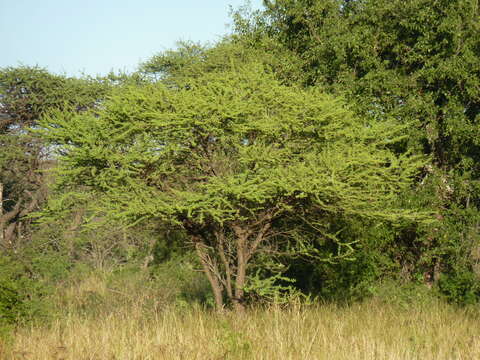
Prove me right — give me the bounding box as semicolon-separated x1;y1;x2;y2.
246;221;272;262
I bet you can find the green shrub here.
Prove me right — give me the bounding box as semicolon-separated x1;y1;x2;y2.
150;252;213;307
0;255;45;337
368;280;441;309
0;279;24;327
0;246;73;334
438;271;480;305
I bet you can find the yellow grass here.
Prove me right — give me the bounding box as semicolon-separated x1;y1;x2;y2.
3;301;479;359
2;271;479;359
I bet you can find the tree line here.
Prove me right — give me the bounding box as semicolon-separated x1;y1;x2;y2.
1;0;479;316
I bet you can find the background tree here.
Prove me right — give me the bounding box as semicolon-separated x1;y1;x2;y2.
0;66;111;249
231;0;480;299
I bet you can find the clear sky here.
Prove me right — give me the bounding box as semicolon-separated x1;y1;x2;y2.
1;0;264;77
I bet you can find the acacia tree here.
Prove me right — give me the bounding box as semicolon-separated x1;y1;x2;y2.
41;64;428;311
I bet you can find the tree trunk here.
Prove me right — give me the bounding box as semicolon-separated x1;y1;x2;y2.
216;229;233;300
0;200;21;249
233;230;248;313
194;241;224;311
233;263;246;313
4;222;16;249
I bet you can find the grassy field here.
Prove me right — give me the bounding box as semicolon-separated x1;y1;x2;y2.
2;271;479;360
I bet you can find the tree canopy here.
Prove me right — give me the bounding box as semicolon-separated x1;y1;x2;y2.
41;63;429;310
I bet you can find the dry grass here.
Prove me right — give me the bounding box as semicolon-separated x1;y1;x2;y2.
3;302;480;359
2;271;479;360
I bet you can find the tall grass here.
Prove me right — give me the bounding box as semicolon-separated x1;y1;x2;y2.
2;268;479;359
4;302;480;359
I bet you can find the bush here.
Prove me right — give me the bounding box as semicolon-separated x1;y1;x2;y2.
150;252;213;307
438;271;480;305
0;279;24;327
0;255;44;337
367;280;441;309
0;245;72;335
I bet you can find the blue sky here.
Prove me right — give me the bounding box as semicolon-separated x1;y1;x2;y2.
1;0;263;77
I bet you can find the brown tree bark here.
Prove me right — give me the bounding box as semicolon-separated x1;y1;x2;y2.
194;240;225;311
232;225;250;313
188;216;273;312
216;228;233;300
0;201;21;249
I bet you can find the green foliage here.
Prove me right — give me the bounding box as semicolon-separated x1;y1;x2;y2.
151;229;189;264
229;0;480;299
34;188;164;269
39;58;430;309
215;320;253;359
438;270;480;305
0;251;61;333
248;0;480;195
0;65;115;249
0;66;110;126
244;270;302;305
283;217;394;300
140;36;304;88
0;278;23;328
150;252;214;307
42;64;426;224
369;280;441;309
